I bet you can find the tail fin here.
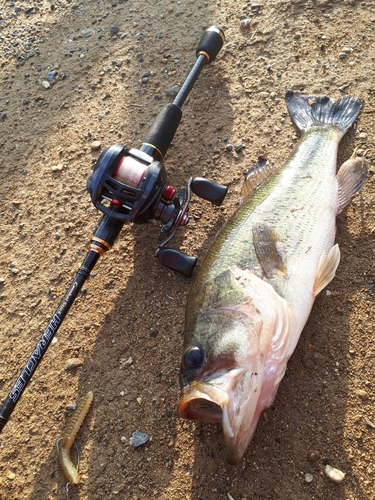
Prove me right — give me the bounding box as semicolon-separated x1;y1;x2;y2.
285;91;362;134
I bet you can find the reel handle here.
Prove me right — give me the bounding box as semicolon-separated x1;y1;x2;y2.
157;248;197;278
191;178;228;206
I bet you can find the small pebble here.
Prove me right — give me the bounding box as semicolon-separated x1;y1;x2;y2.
64;358;84;371
110;26;119;35
358;132;367;140
338;52;347;59
324;464;346;483
42;81;51;89
164;85;180;97
55;232;61;240
305;473;313;483
131;430;149;447
225;144;233;152
235;142;244;153
81;29;91;38
240;19;251;30
51;337;58;345
51;164;63;172
355;388;368;398
46;71;57;82
67;403;77;411
307;450;320;463
90;140;101;150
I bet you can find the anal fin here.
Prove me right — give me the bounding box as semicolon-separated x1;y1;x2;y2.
313;244;340;296
337;157;369;214
252;223;287;277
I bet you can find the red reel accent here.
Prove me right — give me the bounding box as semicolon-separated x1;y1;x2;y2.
163;185;176;201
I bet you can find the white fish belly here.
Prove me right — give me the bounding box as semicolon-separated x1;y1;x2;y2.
256;127;342;348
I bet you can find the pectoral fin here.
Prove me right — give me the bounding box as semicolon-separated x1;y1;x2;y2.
337;157;368;214
313;244;340;296
252;223;287;277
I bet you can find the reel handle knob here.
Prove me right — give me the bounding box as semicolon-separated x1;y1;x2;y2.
157;248;197;278
191;177;228;206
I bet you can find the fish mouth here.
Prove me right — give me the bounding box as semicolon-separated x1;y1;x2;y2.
178;369;262;465
178;382;226;423
178;394;223;422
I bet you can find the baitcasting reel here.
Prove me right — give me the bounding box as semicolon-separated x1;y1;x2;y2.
86;144;227;277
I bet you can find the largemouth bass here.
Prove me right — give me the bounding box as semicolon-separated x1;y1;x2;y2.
178;91;368;465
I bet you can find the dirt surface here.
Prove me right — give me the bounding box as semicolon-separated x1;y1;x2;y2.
0;0;375;499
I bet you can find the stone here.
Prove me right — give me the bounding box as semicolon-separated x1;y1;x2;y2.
131;430;149;447
64;358;84;371
90;140;101;150
81;29;92;38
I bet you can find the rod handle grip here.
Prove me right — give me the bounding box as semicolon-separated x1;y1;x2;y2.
196;26;225;63
142;103;182;158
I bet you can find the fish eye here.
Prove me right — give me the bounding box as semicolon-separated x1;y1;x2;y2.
183;346;204;369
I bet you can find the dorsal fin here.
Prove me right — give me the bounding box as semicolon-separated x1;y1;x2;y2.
241;157;275;201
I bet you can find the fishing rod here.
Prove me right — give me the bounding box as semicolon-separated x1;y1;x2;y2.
0;26;227;433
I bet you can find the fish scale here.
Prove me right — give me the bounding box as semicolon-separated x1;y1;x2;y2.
178;91;369;465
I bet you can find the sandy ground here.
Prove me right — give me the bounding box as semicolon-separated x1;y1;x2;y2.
0;0;375;499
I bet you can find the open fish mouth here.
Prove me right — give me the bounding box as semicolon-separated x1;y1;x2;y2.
178;385;225;423
178;369;262;465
